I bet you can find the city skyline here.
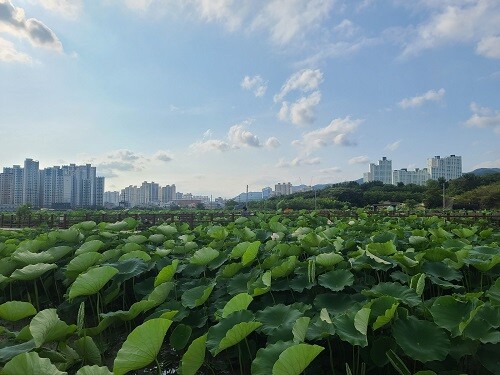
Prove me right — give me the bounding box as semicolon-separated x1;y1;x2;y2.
1;1;499;197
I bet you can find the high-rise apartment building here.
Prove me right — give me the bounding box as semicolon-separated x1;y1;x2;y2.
364;157;392;184
121;185;139;207
23;158;39;207
427;155;462;181
275;182;292;196
0;168;14;205
392;168;430;186
104;191;120;206
160;184;176;203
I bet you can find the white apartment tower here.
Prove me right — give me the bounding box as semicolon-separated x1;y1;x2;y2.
364;157;392;184
392;168;430;186
427;155;462;181
275;182;292;196
23;158;39;207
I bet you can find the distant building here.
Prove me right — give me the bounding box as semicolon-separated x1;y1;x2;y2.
392;168;430;186
234;191;263;202
104;191;120;207
23;158;39;207
364;157;392;184
427;155;462;181
275;182;292;196
160;184;176;203
262;187;272;199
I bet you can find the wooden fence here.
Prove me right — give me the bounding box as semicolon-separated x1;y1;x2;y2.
1;210;499;229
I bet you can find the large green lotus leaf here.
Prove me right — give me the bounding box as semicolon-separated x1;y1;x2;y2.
122;242;142;253
451;227;477;238
430;296;473;336
46;246;73;262
487;278;500;306
423;248;458;262
10;263;57;281
317;269;354;292
207;226;228;240
191;247;220;266
57;228;81;243
333;312;368;347
478;343;500;375
373;302;399;330
119;250;151;262
422;262;462;281
256;304;303;336
392;316;450;362
206;310;261;355
366;241;397;256
73;336;101;366
369;337;395;367
249;271;271;297
68;266;118;300
252;341;293;375
180;334;207;375
75;240;105;256
65;252;103;281
269;221;287;233
292;317;311;343
113;318;172;375
156;224;177;237
170;324;192;351
222;293;253;318
105;221;129;231
75;365;113;375
125;234;148;244
272;343;324;375
181;283;216;308
409;235;428;247
148;233;165;244
73;220;97;231
30;309;76;347
154;259;179;287
107;258;153;284
241;241;260;266
300;231;324;248
0;340;36;363
11;250;53;265
270;256;297;279
315;253;343;268
0;258;18;277
230;242;251;259
0;301;36;321
1;352;67;375
362;282;421;307
354;307;371;335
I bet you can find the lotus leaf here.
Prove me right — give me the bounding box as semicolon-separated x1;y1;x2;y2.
180;334;207;375
68;266;118;300
0;301;36;321
1;352;67;375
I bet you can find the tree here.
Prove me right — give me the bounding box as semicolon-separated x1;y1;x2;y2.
16;204;32;221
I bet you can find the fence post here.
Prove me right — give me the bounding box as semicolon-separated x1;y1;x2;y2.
10;214;14;228
0;214;3;228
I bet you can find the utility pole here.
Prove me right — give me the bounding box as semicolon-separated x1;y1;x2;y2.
246;185;248;207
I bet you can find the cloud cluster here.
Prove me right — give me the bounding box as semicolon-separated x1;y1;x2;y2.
36;0;83;19
274;69;323;102
402;1;500;59
348;155;369;165
241;75;267;97
91;149;174;178
293;116;362;154
189;121;280;153
398;88;445;109
465;102;500;134
0;36;31;62
0;0;63;51
276;156;321;168
385;140;401;151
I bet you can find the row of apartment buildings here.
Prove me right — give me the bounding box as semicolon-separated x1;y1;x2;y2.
363;155;462;185
0;159;105;210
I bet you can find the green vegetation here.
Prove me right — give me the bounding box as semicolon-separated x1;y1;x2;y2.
243;173;500;211
0;212;499;374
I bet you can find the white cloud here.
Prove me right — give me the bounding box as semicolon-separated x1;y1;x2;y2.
299;116;362;153
35;0;83;19
265;137;280;148
228;122;262;148
348;155;370;165
476;36;500;59
318;166;342;173
274;69;323;102
0;0;63;51
189;139;231;153
250;0;334;45
385;140;401;151
241;75;267;97
189;120;262;153
202;129;213;139
398;88;445;108
276;156;321;168
334;19;358;37
154;150;174;162
401;1;500;59
279;91;322;126
465;102;500;134
0;36;32;63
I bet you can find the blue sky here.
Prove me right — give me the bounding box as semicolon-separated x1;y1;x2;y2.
0;0;499;197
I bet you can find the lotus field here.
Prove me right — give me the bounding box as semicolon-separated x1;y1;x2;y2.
0;212;499;375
